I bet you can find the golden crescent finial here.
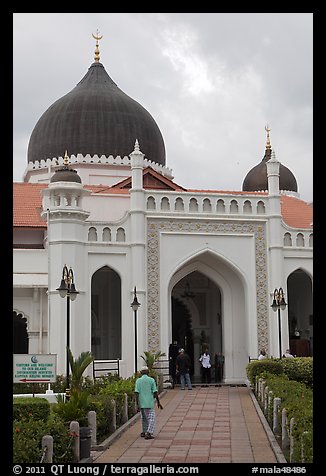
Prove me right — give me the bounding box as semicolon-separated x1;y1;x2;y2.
92;30;103;62
92;32;103;41
63;150;69;166
265;124;271;150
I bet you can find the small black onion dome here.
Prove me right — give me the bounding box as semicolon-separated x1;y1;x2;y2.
50;166;82;183
28;62;166;166
242;147;298;192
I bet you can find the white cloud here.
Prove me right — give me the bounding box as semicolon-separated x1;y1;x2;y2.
13;13;313;203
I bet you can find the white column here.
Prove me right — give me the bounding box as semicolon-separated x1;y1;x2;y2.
266;151;287;357
41;182;90;375
129;140;147;366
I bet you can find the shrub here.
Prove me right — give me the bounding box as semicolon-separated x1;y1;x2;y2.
246;359;283;386
52;390;90;426
256;373;313;463
279;357;313;388
13;397;50;421
13;412;73;463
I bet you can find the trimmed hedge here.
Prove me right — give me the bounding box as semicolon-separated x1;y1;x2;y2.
279;357;313;388
257;373;313;463
246;357;313;388
13;397;50;421
246;359;283;386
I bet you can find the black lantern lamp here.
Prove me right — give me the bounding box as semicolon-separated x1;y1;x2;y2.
271;287;287;359
130;287;141;374
56;265;79;398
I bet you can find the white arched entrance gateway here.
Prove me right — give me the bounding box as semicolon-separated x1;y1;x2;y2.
163;250;252;383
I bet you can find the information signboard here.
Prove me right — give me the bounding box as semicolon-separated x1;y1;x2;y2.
13;354;57;383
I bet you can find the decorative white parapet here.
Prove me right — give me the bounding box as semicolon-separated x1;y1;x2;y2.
23;153;174;182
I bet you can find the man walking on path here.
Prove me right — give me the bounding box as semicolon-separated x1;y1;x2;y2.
175;348;192;390
134;366;163;439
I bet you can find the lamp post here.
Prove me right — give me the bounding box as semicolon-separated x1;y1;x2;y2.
130;287;141;374
56;265;79;395
271;287;287;359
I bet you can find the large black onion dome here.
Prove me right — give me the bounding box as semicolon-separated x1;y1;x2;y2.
242;145;297;192
27;62;166;166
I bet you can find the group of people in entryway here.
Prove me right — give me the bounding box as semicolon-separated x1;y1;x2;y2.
169;341;225;388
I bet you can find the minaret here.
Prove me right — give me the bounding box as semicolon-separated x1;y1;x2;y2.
266;127;280;196
41;152;90;375
129;139;146;368
266;145;288;357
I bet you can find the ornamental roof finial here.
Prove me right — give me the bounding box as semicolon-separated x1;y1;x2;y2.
63;150;70;166
265;124;272;150
92;30;103;63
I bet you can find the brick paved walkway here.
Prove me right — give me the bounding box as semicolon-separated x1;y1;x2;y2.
92;385;284;464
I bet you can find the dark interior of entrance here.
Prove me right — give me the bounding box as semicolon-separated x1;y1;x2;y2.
171;297;194;375
13;311;28;354
171;271;222;383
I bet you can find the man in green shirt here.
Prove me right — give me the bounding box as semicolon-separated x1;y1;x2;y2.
135;366;163;439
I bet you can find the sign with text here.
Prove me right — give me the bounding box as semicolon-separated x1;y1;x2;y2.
13;354;57;383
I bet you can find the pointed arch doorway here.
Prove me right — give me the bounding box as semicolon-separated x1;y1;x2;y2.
287;269;313;356
13;311;28;354
91;266;121;360
166;249;249;383
171;271;222;383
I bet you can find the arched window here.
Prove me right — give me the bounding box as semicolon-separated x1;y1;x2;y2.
243;200;252;214
203;198;212;213
161;197;170;211
296;233;305;247
116;227;126;242
189;198;198;212
308;234;313;247
88;227;98;241
284;233;292;246
230;200;239;213
91;267;121;359
175;197;184;211
257;201;266;214
147;196;156;210
216;199;225;213
102;227;111;242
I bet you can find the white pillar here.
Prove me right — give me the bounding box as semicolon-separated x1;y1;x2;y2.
41;181;90;375
266;151;287;357
129;140;147;363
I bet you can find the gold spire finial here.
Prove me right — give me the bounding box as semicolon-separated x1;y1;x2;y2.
63;150;69;166
92;30;103;63
265;124;271;150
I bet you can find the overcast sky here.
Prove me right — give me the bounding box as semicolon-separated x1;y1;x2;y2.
13;12;313;203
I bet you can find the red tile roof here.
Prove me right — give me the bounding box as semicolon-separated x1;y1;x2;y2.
280;195;313;229
13;183;47;228
13;182;313;230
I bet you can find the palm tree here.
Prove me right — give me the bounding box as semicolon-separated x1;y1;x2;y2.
67;348;94;394
140;350;166;371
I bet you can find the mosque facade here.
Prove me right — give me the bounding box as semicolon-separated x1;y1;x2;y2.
13;38;313;383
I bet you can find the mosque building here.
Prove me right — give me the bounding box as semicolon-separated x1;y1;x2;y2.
13;35;313;383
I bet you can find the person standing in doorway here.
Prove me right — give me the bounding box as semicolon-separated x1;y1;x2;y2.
175;348;192;390
134;366;163;439
199;348;211;385
169;341;179;388
215;352;225;382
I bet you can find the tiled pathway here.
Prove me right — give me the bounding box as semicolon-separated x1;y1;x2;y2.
93;385;282;464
